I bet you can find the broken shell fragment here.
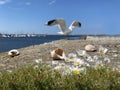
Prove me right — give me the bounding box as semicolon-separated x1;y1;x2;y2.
85;44;96;52
8;49;20;57
50;48;66;60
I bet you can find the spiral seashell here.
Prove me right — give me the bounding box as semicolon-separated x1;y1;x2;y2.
50;48;66;60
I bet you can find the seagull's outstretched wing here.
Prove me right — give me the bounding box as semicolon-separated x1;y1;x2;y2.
69;21;81;29
45;19;66;32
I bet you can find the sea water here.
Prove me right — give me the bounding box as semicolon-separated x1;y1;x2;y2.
0;35;82;53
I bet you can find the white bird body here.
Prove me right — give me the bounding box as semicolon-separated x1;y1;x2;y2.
57;29;72;35
45;19;81;35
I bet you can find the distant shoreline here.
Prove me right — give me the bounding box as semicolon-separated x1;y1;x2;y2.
0;33;120;38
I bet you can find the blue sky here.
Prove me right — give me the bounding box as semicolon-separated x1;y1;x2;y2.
0;0;120;35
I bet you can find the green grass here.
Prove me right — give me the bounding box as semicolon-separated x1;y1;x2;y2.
0;64;119;90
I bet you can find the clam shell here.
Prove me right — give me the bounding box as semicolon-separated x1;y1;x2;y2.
85;44;96;52
50;48;66;60
8;49;20;57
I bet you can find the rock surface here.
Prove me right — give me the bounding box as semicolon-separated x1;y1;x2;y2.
0;36;120;72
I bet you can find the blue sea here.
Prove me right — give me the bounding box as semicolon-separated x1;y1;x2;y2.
0;35;83;53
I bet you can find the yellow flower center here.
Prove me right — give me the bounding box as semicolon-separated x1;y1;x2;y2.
65;59;70;62
70;56;74;59
73;69;79;74
97;64;102;67
70;56;74;61
100;50;104;55
75;62;81;65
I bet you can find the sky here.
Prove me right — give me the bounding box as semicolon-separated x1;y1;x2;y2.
0;0;120;35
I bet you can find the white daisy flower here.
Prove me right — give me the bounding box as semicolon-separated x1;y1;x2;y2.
6;70;12;73
84;62;90;67
68;53;77;58
51;61;59;65
54;65;62;70
74;58;85;66
71;67;80;74
53;65;63;72
62;66;72;75
76;50;87;57
34;65;39;69
35;59;42;64
64;57;71;62
65;53;77;62
99;46;108;55
93;55;98;61
77;50;91;61
59;63;66;66
86;56;94;62
71;67;86;75
104;57;111;64
95;60;104;68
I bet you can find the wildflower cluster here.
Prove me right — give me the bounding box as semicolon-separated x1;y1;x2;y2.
51;45;111;75
1;46;119;90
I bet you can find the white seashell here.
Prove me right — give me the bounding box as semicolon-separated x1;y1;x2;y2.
85;44;96;52
8;49;20;57
50;48;66;60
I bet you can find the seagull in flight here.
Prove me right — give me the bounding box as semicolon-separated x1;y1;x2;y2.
45;18;81;35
